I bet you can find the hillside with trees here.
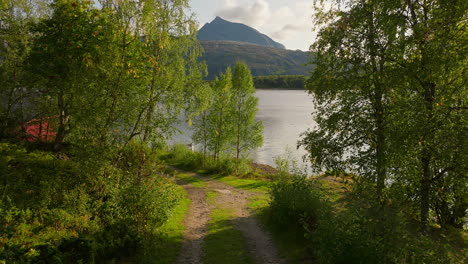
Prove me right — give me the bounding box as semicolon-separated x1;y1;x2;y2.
253;75;306;89
196;17;312;81
199;40;312;79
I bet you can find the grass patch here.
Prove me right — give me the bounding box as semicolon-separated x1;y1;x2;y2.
208;174;271;192
203;207;254;264
247;193;270;211
259;210;313;264
138;186;191;264
175;173;206;188
206;190;218;202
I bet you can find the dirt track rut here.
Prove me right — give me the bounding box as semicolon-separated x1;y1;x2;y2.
174;170;286;264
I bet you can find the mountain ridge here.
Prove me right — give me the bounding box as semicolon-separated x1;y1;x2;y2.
197;16;285;49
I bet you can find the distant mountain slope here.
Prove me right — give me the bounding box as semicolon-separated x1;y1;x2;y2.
199;40;312;80
197;16;285;49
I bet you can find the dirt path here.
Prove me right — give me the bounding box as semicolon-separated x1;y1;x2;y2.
174;169;286;264
175;182;211;264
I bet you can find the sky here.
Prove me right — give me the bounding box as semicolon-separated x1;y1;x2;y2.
189;0;317;51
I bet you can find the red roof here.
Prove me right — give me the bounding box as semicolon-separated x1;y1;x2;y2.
19;117;57;142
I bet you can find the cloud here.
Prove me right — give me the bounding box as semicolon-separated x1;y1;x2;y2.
269;2;313;40
272;24;304;40
215;0;315;50
216;0;270;28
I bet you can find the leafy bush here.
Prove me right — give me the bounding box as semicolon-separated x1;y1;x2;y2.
267;152;456;264
0;200;97;263
311;200;453;264
163;144;252;175
0;142;185;263
270;174;327;227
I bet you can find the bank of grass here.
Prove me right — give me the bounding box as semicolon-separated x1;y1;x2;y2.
175;172;206;188
159;144;265;177
269;173;467;264
208;174;271;192
203;191;254;264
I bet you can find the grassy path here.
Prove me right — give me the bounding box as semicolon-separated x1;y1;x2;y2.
172;168;286;264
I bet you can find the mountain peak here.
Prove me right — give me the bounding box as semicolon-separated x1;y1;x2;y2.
197;17;285;49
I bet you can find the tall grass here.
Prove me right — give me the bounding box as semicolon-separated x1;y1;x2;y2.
162;144;252;175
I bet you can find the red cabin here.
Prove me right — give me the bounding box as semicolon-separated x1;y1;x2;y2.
19;116;57;142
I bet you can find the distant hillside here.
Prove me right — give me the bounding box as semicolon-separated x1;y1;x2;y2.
197;16;285;49
199;40;313;80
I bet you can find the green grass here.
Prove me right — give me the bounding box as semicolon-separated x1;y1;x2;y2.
247;193;270;211
214;176;312;264
163;150;315;264
205;189;218;202
175;173;206;188
139;186;191;264
208;174;271;192
259;211;313;264
203;207;254;264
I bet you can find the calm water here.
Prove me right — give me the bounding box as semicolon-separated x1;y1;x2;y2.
172;89;316;168
253;89;315;167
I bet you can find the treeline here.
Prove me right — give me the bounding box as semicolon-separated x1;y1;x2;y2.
269;0;466;263
0;0;207;262
253;75;306;89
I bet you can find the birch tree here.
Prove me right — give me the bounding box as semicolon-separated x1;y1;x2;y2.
231;62;263;159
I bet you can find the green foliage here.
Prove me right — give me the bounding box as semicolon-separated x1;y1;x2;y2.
192;63;264;162
0;0;40;138
163;144;252;176
231;62;264;160
253;75;306;89
268;171;459;264
304;0;467;231
0;142;185;263
1;0;205;262
2;0;206;148
206;67;234;159
311;199;455;264
270;174;327;227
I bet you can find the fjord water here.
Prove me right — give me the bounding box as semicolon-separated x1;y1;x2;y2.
253;89;315;167
172;89;315;168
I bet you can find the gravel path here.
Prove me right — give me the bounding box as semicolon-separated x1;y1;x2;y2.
174;169;286;264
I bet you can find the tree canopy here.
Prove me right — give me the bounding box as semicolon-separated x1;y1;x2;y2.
301;0;467;231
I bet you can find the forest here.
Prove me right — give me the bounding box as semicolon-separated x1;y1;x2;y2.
253;75;306;89
1;0;467;263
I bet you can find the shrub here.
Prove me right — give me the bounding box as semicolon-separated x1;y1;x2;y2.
270;174;327;227
163;144;252;175
311;198;453;264
0;142;185;263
